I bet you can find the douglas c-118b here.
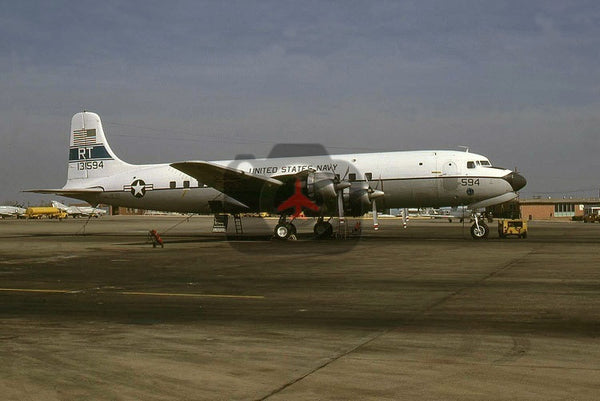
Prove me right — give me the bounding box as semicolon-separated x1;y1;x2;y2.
27;112;526;239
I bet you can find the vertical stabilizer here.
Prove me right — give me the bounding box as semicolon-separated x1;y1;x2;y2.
67;111;132;184
51;200;68;210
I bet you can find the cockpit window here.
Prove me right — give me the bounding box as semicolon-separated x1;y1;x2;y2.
467;161;476;169
479;160;491;166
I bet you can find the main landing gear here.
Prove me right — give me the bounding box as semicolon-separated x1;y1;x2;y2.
273;215;297;240
470;214;489;239
313;217;334;239
273;216;335;240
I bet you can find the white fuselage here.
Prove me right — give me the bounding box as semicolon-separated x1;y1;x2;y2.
68;150;517;214
0;206;26;218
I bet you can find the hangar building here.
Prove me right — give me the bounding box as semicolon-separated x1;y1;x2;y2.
489;198;600;221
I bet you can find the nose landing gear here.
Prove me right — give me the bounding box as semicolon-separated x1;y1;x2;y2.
470;214;489;239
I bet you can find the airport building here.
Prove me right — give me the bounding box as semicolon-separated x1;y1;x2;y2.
489;198;600;221
519;198;600;220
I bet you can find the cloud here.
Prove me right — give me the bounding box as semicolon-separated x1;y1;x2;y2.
1;1;600;202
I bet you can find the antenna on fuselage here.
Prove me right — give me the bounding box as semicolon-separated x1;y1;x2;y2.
458;146;470;153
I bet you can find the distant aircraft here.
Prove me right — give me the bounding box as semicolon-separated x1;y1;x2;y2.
51;200;106;218
26;111;526;239
421;206;484;222
0;206;26;219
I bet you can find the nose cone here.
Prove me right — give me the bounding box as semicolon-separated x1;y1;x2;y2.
503;172;527;191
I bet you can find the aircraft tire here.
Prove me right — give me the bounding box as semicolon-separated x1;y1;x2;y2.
314;221;333;238
274;223;294;240
287;223;297;236
470;222;489;239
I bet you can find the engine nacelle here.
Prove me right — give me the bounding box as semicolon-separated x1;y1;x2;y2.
348;182;384;216
348;182;371;216
306;171;337;203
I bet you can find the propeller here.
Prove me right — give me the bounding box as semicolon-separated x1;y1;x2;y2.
372;199;379;230
401;208;408;229
365;174;384;230
335;166;351;225
337;190;345;224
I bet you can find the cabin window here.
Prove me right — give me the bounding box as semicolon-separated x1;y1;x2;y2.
467;161;476;169
183;180;190;188
169;181;176;189
365;172;372;181
349;173;356;182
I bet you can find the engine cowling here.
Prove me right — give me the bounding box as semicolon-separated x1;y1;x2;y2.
348;182;384;216
348;182;371;216
306;171;337;203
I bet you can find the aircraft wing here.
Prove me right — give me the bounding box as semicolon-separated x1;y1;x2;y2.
171;161;283;210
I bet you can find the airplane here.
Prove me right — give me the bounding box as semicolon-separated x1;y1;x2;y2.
26;111;526;239
0;206;26;219
51;200;107;218
421;206;485;223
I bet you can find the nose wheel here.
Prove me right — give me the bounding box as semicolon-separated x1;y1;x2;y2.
470;212;489;239
470;222;489;239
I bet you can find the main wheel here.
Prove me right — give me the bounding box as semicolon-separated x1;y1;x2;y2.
274;222;296;240
470;222;489;239
274;223;290;239
313;221;333;238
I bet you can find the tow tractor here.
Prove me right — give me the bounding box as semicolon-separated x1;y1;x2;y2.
498;219;528;239
583;206;600;223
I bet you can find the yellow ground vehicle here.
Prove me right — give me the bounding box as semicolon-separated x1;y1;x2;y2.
26;207;68;220
582;207;600;223
498;219;527;239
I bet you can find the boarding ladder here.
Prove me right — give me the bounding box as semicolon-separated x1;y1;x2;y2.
233;214;244;236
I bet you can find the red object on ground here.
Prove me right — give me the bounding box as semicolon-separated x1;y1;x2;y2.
149;229;164;247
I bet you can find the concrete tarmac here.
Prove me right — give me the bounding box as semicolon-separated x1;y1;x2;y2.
0;216;599;400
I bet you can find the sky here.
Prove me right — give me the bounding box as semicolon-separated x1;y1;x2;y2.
1;0;600;205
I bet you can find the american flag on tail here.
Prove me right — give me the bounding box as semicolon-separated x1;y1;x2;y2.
72;128;97;146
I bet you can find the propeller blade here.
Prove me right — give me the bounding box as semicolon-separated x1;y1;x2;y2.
372;200;379;230
402;207;408;229
341;165;350;181
337;189;345;224
374;175;382;190
365;172;383;230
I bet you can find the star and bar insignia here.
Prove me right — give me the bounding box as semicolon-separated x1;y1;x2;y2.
123;179;154;198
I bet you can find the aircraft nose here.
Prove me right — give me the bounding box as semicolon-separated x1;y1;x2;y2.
503;171;527;192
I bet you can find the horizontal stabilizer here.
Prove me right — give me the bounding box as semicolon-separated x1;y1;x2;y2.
23;187;104;195
171;161;283;211
23;187;104;205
